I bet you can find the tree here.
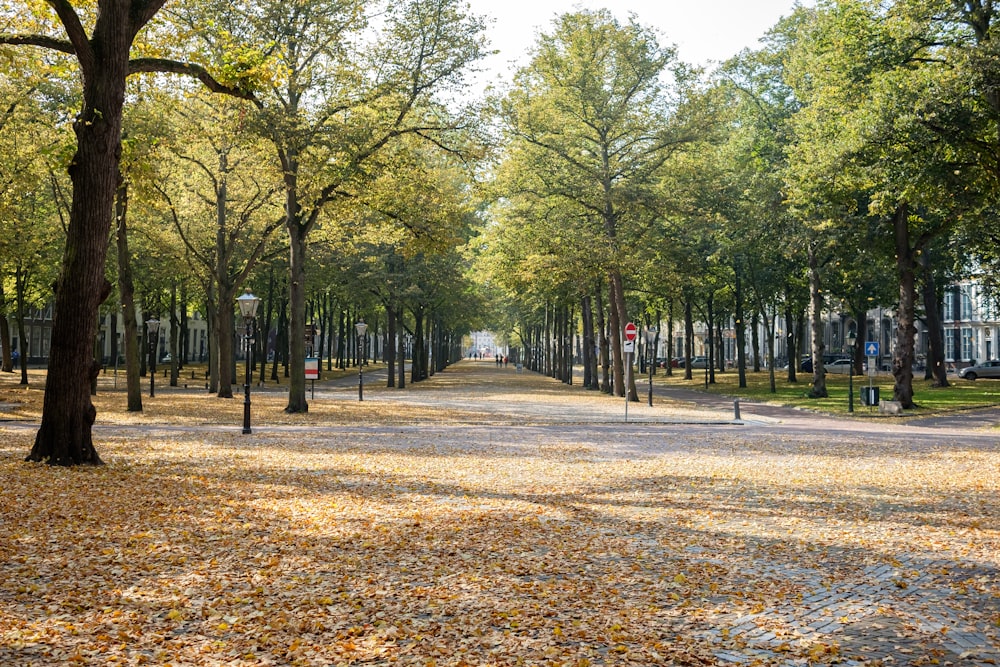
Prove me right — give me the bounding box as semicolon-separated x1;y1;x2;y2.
172;0;488;413
146;92;283;398
2;0;250;464
498;9;710;400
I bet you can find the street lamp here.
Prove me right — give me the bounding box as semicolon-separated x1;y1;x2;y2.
644;325;658;406
356;320;368;401
847;326;857;413
145;317;160;397
237;289;261;434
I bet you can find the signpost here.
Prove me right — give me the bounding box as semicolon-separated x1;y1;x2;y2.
624;322;637;421
863;341;880;408
305;357;320;399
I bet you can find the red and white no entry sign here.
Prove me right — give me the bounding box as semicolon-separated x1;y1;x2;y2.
624;322;638;342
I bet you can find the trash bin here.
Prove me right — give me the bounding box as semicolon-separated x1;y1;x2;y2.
861;386;880;406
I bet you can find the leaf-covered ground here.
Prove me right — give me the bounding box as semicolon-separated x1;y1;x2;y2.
1;364;998;665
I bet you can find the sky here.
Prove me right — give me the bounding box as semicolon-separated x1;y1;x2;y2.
465;0;808;87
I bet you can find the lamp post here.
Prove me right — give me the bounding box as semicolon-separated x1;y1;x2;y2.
145;317;160;397
847;327;857;413
644;325;658;406
237;289;261;434
356;320;368;401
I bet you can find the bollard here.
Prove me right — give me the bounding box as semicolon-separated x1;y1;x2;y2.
734;398;741;421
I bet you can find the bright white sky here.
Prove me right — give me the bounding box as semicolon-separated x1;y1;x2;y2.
466;0;809;87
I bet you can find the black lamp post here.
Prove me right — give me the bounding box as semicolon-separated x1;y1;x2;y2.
356;320;368;401
644;325;658;406
237;289;261;434
847;327;857;413
146;317;160;397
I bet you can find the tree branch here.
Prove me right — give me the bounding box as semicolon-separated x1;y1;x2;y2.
0;34;76;55
45;0;94;73
129;58;258;102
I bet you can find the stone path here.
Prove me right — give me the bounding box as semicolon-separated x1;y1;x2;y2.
4;361;998;664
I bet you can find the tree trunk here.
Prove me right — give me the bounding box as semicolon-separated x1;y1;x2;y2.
853;316;868;375
807;243;828;398
892;204;917;408
706;294;716;385
213;285;236;399
735;267;747;388
684;298;694;381
666;304;674;377
784;305;797;383
596;282;610;393
206;283;219;393
919;245;949;388
386;304;396;387
28;52;126;464
14;260;31;387
751;311;761;373
0;281;11;372
261;270;275;382
397;306;406;389
285;223;309;412
114;183;143;411
169;283;179;386
582;295;596;389
607;274;624;397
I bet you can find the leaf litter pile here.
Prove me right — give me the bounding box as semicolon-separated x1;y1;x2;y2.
1;365;999;665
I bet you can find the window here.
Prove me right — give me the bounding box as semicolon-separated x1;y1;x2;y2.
945;329;956;361
943;291;955;322
962;327;974;360
961;291;973;321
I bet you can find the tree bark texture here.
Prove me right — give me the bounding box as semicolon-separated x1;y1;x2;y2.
918;247;949;387
807;244;828;398
892;204;917;408
114;184;143;412
285;223;309;412
28;26;131;463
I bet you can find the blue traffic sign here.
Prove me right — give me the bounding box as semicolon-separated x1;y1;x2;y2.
864;341;880;357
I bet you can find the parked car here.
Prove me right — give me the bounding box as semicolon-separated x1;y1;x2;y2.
958;360;1000;380
688;356;709;369
824;358;856;374
802;354;849;373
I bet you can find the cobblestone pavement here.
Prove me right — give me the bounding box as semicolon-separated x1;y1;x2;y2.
701;551;999;665
3;362;998;664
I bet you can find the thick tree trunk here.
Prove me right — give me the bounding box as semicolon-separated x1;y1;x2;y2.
213;286;236;399
29;61;125;464
892;204;917;408
114;184;143;411
285;223;309;412
807;244;828;398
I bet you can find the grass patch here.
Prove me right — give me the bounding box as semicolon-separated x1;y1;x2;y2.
657;367;1000;416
